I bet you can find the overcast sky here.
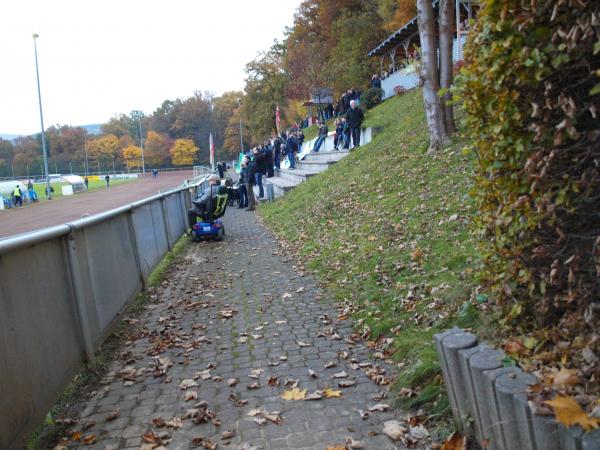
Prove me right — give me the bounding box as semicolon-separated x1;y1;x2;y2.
0;0;301;136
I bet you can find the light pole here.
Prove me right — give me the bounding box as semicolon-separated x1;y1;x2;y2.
135;113;146;175
33;33;52;199
83;132;89;175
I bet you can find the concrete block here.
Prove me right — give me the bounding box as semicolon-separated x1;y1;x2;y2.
531;410;562;450
496;370;538;450
469;347;505;450
512;393;538;450
434;327;463;425
483;366;521;450
582;429;600;450
440;330;477;430
459;344;488;441
559;425;584;450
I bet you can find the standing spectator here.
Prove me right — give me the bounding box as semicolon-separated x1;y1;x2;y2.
342;118;351;150
325;102;334;120
370;74;381;89
13;185;23;207
253;147;267;198
333;119;343;150
264;142;274;177
84;175;89;189
27;182;38;203
313;121;329;152
297;129;305;148
346;100;365;149
152;168;158;179
105;174;110;187
285;131;298;169
217;161;225;179
237;158;249;208
273;135;282;170
246;152;257;211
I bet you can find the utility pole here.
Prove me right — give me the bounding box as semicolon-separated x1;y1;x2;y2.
33;33;52;199
238;98;243;153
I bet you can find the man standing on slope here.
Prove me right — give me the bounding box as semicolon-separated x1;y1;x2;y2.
346;100;365;149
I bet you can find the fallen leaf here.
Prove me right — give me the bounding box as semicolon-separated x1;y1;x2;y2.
254;417;267;425
221;429;236;440
227;378;238;387
191;436;217;449
281;387;307;400
82;434;96;445
179;379;199;390
323;388;342;398
333;370;348;379
553;368;580;386
304;391;323;400
544;395;600;431
308;369;318;378
106;409;119;421
345;437;365;448
185;391;199;401
152;417;166;427
383;420;406;441
338;379;356;388
246;382;260;390
440;431;466;450
268;375;279;386
298;341;311;347
166;417;182;428
326;446;346;450
369;403;390;412
325;361;337;369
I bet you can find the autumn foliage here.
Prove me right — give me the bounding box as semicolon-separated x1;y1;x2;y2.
457;0;600;379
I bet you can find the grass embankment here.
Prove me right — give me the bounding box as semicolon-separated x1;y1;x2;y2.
27;235;189;449
260;90;483;429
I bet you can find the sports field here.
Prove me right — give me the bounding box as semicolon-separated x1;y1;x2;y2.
0;171;193;239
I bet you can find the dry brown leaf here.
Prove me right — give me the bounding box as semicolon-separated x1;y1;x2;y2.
105;409;119;421
552;368;580;386
440;431;466;450
82;434;96;445
185;390;198;401
326;446;346;450
281;387;307;400
383;420;406;441
544;395;600;431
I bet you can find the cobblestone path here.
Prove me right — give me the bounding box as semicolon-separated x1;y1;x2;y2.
63;207;407;450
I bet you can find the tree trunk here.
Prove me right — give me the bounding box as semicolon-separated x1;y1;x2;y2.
416;0;448;152
439;0;456;133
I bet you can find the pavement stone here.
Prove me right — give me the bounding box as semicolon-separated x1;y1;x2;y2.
62;206;410;449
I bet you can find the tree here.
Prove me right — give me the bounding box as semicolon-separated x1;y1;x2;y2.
223;109;252;159
439;0;455;133
377;0;417;32
0;138;13;177
416;0;448;152
121;145;142;169
169;139;198;166
88;134;120;164
144;131;170;167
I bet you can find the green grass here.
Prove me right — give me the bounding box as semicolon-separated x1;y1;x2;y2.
260;90;484;433
27;234;189;449
30;178;132;201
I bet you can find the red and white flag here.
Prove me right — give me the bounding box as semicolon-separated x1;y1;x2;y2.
275;105;281;133
209;133;215;170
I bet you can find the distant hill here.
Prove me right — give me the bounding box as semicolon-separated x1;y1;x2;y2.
0;124;102;142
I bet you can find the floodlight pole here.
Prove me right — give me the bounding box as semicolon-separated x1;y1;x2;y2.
137;115;146;175
33;33;52;199
238;98;243;153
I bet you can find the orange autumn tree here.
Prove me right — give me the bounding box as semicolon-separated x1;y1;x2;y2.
121;145;142;169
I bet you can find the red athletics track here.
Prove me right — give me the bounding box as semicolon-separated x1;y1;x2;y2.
0;171;193;239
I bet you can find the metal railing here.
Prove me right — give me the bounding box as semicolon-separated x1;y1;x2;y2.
0;184;195;450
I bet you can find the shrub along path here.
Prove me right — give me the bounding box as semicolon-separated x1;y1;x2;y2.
55;207;421;450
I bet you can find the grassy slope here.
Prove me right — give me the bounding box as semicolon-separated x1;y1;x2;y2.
261;90;481;424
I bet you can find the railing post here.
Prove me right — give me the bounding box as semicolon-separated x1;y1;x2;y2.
160;196;172;251
127;208;146;289
65;231;96;368
179;190;189;232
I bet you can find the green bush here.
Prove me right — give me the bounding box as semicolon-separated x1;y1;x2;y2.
455;1;600;334
360;87;384;109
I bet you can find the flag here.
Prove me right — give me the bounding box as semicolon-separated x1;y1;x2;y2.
275;105;281;133
209;133;215;170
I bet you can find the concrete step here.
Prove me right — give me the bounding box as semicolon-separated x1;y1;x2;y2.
296;160;338;172
263;176;297;198
302;150;350;163
275;168;319;184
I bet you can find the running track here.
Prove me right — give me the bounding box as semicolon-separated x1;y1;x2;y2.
0;171;192;239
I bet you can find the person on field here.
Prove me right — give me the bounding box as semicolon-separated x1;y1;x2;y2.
13;185;23;207
346;99;365;149
84;176;89;189
105;174;110;187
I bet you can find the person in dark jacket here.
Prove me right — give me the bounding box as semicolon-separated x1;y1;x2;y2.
246;151;258;210
217;161;225;178
370;74;381;89
237;158;249;208
273;136;282;169
285;132;298;169
264;142;274;177
253;146;267;198
346;100;365;149
188;174;223;228
313;121;329;152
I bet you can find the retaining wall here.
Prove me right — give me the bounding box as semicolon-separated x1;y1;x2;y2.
435;327;600;450
0;185;195;450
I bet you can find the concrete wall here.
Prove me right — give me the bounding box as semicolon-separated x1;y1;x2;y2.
0;186;195;450
435;327;600;450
